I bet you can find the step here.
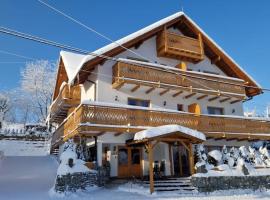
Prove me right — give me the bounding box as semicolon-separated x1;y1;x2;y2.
155;187;197;192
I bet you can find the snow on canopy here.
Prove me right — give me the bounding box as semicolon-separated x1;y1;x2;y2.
133;124;206;141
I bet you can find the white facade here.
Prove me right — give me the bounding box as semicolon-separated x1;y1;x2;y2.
75;31;249;177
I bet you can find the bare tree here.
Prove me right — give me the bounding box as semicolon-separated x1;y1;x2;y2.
0;93;10;128
20;60;56;123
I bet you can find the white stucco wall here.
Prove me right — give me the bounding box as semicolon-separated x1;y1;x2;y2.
93;34;243;116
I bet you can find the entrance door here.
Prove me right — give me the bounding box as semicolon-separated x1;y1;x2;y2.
172;145;190;177
118;146;142;178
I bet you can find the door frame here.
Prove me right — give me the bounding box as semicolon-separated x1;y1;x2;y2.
117;146;142;178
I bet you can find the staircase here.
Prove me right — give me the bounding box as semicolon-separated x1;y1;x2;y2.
143;177;198;194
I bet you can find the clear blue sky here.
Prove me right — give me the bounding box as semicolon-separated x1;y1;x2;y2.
0;0;270;113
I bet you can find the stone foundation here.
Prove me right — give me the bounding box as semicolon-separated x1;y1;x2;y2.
54;167;110;193
191;175;270;192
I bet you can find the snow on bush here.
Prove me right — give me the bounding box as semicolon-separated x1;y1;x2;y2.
57;140;93;176
194;144;270;177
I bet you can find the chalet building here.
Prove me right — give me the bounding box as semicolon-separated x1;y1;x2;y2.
49;12;270;189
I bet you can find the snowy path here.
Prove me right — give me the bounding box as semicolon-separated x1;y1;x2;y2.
1;156;270;200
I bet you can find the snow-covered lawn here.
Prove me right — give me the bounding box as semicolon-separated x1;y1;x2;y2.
1;156;270;200
0;139;50;156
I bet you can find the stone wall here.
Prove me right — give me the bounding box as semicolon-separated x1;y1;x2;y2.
54;167;110;193
191;176;270;192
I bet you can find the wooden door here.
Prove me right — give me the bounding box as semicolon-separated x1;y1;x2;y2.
118;146;142;178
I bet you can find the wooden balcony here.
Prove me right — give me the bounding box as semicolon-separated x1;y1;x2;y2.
156;30;204;62
112;60;246;101
51;103;270;147
50;83;81;123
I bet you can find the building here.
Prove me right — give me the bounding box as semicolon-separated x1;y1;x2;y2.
48;12;270;189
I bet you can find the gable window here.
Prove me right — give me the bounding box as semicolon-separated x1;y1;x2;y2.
207;107;224;115
128;98;150;107
177;104;184;111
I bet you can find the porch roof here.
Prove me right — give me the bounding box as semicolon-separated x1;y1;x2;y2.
132;124;206;144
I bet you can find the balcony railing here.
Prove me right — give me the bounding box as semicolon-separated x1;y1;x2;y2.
112;60;246;99
156;30;204;62
50;83;81;123
51;103;270;146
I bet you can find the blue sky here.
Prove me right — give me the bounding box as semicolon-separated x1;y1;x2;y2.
0;0;270;113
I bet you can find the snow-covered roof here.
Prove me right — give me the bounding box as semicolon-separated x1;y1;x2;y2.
133;124;206;142
60;12;185;84
59;11;261;91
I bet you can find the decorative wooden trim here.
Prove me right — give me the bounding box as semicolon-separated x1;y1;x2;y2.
145;87;155;94
172;90;183;97
208;96;220;102
220;97;231;103
230;99;242;104
159;89;170;96
184;92;196;99
131;84;140;92
197;94;208;100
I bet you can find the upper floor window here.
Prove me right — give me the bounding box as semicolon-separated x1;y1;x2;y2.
207;107;224;115
128;98;150;107
177;104;184;111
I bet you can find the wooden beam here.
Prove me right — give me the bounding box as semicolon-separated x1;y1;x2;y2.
220;97;231;103
131;84;140;92
179;140;190;152
211;56;221;64
96;131;105;136
230;99;242;104
168;144;173;176
208;96;220;102
172;90;183;97
114;132;123;136
188;143;195;175
145;87;155;94
114;81;125;90
159;89;170;96
197;94;208;100
148;142;154;194
184;92;196;99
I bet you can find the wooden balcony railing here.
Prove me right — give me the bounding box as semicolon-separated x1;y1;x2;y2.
112;60;246;99
50;83;81;123
51;103;270;146
156;30;204;62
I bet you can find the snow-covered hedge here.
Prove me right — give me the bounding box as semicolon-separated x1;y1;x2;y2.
195;144;270;176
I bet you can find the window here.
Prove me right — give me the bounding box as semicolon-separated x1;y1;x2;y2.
131;149;140;164
207;107;224;115
128;98;150;107
177;104;184;111
118;148;128;165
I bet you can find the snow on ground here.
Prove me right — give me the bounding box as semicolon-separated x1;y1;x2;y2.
1;156;270;200
0;139;50;156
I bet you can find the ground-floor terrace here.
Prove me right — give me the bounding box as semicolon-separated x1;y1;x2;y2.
50;102;270;193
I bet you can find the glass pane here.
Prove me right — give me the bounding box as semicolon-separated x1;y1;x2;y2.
128;98;149;107
131;149;140;164
118;148;128;165
207;107;223;115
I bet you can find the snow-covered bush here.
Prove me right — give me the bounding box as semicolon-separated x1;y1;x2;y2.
208;150;222;166
57;140;92;176
259;146;270;166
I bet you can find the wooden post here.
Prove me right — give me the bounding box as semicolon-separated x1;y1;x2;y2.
148;142;154;194
179;146;183;176
168;144;173;176
188;143;195;175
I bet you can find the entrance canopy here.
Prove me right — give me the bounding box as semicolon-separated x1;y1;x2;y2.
133;124;206;144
